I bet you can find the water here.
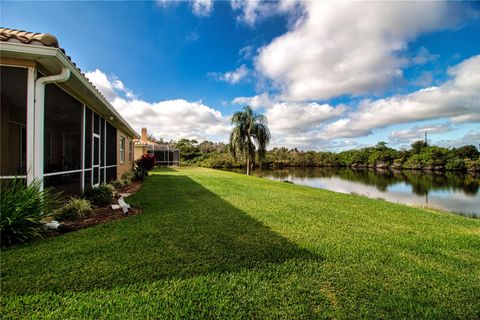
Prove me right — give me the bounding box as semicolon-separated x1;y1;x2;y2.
225;167;480;217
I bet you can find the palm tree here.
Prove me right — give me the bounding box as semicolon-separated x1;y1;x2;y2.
229;106;271;175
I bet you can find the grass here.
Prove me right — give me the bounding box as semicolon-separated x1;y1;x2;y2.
1;167;479;319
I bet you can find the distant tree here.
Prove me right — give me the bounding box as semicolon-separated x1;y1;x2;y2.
229;106;271;175
199;140;216;153
454;145;479;160
411;140;428;154
174;139;199;161
375;141;388;150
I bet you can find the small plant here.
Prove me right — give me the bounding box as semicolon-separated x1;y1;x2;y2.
83;184;114;207
1;179;60;246
111;177;132;189
133;163;148;181
111;179;126;189
54;198;91;221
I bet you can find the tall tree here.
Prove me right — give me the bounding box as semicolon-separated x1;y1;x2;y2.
229;106;271;175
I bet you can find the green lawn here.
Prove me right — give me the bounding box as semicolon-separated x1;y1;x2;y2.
1;167;479;319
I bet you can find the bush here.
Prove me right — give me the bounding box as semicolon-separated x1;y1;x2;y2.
54;198;91;221
133;163;148;181
111;178;132;189
1;179;60;246
83;185;114;207
445;158;465;171
137;153;156;171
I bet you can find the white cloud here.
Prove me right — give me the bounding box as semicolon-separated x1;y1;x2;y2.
436;130;480;148
266;102;345;135
192;0;213;17
265;101;346;149
238;45;254;61
232;93;275;109
412;71;434;87
86;69;230;142
231;95;346;149
412;47;439;65
389;123;452;144
322;55;480;139
210;65;249;84
230;0;301;26
256;1;471;101
156;0;213;17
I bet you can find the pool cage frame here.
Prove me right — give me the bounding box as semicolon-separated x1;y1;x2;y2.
147;144;180;166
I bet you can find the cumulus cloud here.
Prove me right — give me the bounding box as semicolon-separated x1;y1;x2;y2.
389;123;452;144
232;93;275;109
210;65;249;84
86;69;230;142
256;1;471;101
322;55;480;139
111;97;229;142
266;102;345;134
85;69;134;101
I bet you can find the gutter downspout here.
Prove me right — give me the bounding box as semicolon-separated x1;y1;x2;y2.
34;68;70;190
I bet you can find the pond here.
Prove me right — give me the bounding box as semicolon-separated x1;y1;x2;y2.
225;167;480;217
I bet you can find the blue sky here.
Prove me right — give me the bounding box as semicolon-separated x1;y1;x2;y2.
2;1;479;150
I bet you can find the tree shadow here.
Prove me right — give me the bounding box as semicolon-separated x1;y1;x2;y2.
1;175;322;294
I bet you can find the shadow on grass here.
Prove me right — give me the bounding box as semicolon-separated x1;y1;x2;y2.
1;174;322;294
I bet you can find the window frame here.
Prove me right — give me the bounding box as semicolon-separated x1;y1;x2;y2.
119;136;125;164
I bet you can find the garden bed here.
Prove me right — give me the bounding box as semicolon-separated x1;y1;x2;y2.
46;203;141;238
47;180;144;236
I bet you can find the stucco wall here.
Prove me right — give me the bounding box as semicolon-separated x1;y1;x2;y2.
117;129;134;179
134;145;147;161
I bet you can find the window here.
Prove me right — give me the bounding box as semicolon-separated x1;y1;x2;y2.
119;136;125;163
128;140;133;162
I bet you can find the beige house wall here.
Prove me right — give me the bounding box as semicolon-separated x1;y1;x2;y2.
134;145;147;161
116;129;134;179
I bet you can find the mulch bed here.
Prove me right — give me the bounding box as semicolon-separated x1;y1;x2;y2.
60;206;141;231
46;180;144;237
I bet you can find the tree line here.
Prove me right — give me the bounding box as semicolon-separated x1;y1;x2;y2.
166;139;479;172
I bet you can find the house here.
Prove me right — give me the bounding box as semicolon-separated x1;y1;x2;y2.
133;128;160;160
134;128;180;166
0;28;139;195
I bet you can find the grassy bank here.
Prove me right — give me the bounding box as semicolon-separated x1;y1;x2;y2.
1;167;479;319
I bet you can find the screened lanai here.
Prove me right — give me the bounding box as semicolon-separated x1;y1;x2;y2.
149;144;180;166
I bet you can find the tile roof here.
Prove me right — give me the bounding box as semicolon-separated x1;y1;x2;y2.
0;28;59;48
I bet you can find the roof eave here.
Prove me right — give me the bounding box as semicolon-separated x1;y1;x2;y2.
0;42;140;139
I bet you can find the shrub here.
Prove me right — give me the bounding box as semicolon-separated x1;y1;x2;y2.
1;179;60;246
54;198;91;221
112;179;131;189
137;153;156;171
83;185;113;207
445;158;465;171
133;163;148;181
121;171;135;181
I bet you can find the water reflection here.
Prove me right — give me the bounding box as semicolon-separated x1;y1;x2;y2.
226;168;480;216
